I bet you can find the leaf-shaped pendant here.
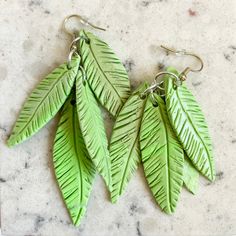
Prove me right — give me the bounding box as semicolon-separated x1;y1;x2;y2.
8;56;81;147
53;92;95;227
76;71;112;191
140;93;184;214
109;82;148;203
79;30;131;117
164;67;215;181
183;155;199;194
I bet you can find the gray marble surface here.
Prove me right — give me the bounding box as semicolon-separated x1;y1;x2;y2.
1;0;236;235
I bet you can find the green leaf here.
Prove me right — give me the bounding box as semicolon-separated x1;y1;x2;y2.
8;56;81;147
79;30;131;117
164;67;215;181
140;94;184;214
109;82;148;203
53;92;95;227
183;155;199;194
76;72;112;191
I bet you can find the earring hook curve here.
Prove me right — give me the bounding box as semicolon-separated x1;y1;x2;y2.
63;14;106;38
160;45;204;81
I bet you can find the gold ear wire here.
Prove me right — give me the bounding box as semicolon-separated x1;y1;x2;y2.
160;45;204;81
63;14;106;38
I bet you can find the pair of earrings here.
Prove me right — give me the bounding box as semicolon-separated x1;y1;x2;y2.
7;14;215;227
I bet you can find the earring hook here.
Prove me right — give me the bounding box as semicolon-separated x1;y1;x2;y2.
160;45;204;81
63;14;106;38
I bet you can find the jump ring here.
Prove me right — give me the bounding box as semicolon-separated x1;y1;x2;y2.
155;71;181;88
67;47;78;68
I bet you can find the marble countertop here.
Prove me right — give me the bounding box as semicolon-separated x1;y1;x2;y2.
1;0;236;235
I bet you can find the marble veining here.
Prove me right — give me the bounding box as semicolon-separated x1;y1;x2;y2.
1;0;236;235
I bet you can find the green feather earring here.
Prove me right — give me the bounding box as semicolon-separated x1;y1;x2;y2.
8;14;130;226
110;45;215;213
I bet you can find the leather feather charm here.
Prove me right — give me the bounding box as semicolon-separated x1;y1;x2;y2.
79;30;131;117
140;93;184;214
183;154;199;194
53;92;95;226
8;56;81;147
76;71;112;191
164;67;215;181
110;82;148;203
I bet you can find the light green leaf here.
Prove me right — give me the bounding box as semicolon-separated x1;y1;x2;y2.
8;56;81;147
79;30;131;117
165;67;215;181
76;72;112;191
140;94;184;214
53;92;95;227
110;82;148;203
183;155;199;194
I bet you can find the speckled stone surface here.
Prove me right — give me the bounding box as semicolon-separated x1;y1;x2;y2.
1;0;236;235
